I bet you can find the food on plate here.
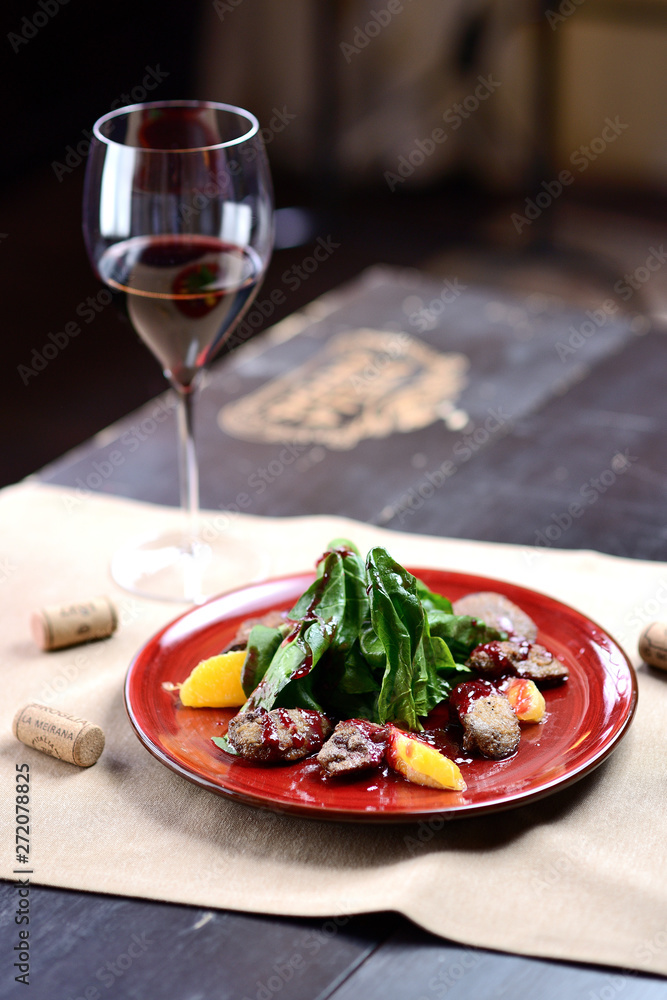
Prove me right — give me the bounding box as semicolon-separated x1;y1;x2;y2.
317;719;389;777
172;651;247;708
504;677;546;723
385;727;466;791
226;707;333;762
452;591;537;642
170;539;570;791
229;542;502;732
223;610;289;653
466;639;568;685
317;718;466;790
450;680;521;759
240;621;291;696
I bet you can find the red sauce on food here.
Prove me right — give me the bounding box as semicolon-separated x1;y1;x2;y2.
345;719;388;765
254;707;329;753
449;679;497;718
471;640;532;677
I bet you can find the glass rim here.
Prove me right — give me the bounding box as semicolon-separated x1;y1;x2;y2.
92;100;260;152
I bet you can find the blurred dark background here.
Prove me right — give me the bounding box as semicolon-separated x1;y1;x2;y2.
2;0;667;488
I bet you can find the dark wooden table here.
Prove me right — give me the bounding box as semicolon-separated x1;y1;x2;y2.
2;267;667;999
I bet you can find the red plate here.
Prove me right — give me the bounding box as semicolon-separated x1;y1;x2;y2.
124;569;637;822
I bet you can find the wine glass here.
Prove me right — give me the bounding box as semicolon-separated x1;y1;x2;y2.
83;100;273;603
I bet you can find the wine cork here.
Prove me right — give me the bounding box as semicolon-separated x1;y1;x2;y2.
638;621;667;672
12;704;105;766
31;597;117;651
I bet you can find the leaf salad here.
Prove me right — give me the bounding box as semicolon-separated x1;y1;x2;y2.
213;540;506;755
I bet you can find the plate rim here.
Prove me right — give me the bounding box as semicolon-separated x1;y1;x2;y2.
124;567;638;823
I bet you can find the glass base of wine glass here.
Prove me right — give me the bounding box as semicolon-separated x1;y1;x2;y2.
110;529;270;604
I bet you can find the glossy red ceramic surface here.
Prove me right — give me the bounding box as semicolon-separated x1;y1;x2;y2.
124;569;637;822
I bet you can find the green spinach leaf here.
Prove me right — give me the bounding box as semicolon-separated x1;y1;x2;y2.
240;624;288;697
241;543;368;713
427;611;506;662
366;547;426;729
415;578;454;614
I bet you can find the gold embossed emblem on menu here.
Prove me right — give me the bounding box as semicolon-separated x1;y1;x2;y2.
219;330;469;450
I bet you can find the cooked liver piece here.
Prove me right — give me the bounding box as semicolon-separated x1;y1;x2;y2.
227;707;333;763
453;592;538;642
461;695;521;759
467;640;568;686
317;719;388;777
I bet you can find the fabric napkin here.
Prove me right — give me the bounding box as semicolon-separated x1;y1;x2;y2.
1;481;666;976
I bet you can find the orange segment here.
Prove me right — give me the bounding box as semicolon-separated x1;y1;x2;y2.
178;651;247;708
505;677;546;722
386;729;466;791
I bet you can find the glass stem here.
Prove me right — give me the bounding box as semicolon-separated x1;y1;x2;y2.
176;384;199;550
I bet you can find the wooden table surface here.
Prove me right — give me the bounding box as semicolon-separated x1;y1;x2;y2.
2;267;667;999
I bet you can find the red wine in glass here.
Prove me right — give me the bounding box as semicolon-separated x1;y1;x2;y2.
98;235;262;387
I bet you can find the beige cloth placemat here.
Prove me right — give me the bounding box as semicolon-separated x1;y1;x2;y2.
1;481;666;975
